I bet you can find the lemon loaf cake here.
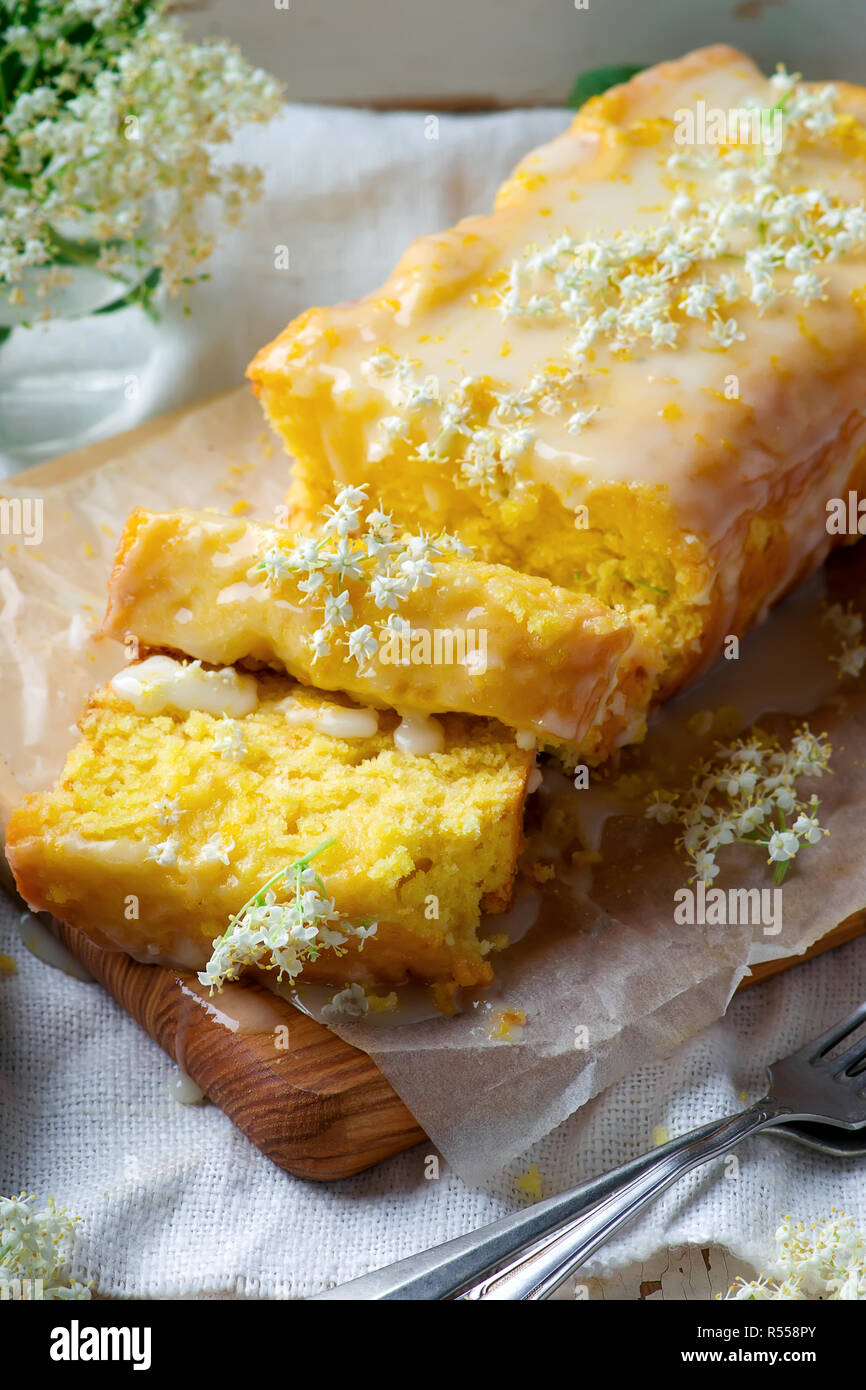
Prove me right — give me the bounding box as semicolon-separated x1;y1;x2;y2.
249;46;866;741
5;664;532;989
103;505;652;753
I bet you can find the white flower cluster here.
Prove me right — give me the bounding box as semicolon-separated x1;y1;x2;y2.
258;483;471;670
147;828;234;869
823;602;866;679
358;71;864;501
148;784;236;872
646;725;831;886
212;714;248;763
0;1;282;302
501;71;864;366
361;353;588;494
0;1192;90;1299
321;981;370;1018
198;840;377;992
726;1212;866;1300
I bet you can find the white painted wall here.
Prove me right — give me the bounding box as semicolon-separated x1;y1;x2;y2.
180;0;866;107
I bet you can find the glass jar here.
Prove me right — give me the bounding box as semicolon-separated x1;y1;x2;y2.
0;240;160;474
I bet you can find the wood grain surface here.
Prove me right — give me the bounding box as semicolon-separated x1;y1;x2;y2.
51;920;425;1182
47;909;866;1181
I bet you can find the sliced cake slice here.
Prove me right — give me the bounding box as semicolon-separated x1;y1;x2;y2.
103;505;653;756
5;664;532;993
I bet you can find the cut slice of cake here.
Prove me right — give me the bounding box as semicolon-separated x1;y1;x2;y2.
103;505;654;755
5;664;532;992
248;45;866;756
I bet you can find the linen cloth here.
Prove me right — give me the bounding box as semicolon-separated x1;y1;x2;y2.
1;104;865;1298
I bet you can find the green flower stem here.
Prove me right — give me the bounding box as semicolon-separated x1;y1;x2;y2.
213;836;338;950
43;226;109;268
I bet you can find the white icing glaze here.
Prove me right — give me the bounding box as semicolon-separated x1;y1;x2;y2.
18;912;93;982
110;655;258;718
275;695;379;738
170;1071;206;1106
314;704;379;738
393;712;445;754
479;885;542;945
535;709;579;740
216;581;268;605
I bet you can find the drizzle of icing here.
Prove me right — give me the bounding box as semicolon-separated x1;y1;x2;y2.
18;912;93;982
170;1071;207;1106
275;695;379;738
110;655;258;718
393;712;445;754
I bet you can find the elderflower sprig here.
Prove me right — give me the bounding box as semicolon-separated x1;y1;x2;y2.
256;484;471;672
198;838;377;992
501;69;861;367
822;602;866;679
646;725;831;887
0;1;282;312
725;1211;866;1300
355;72;866;506
361;358;582;497
0;1193;90;1300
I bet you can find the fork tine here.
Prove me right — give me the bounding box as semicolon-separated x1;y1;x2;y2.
802;1000;866;1063
829;1032;866;1077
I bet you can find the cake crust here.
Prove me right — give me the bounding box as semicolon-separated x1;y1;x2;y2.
103;506;647;750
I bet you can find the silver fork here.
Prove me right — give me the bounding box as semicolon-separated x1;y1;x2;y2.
314;998;866;1300
457;998;866;1299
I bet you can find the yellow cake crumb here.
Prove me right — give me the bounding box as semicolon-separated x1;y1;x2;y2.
515;1163;544;1201
366;991;398;1013
489;1005;526;1040
6;672;530;990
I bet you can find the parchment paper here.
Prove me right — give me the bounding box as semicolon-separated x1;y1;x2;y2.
2;388;865;1181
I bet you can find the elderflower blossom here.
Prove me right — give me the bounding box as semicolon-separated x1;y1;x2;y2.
502;100;866;358
361;357;591;497
256;484;471;672
0;1193;90;1299
198;833;234;867
645;725;832;886
212;716;247;762
0;1;282;306
321;982;370;1019
822;602;866;679
155;797;180;827
198;840;377;991
725;1212;866;1300
146;835;179;867
354;72;866;508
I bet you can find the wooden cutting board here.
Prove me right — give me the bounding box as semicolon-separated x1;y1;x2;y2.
32;908;866;1180
5;393;866;1181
